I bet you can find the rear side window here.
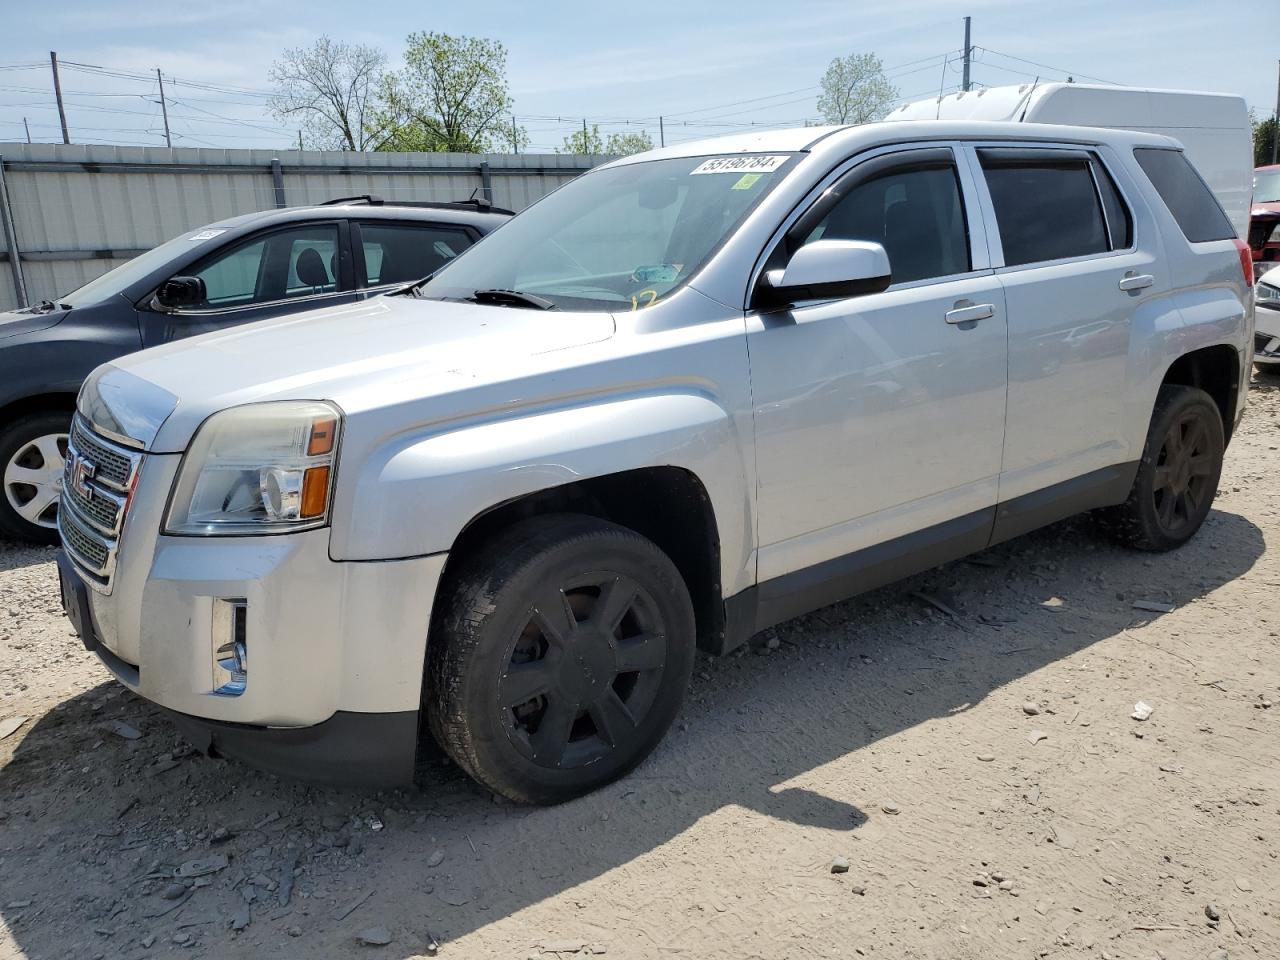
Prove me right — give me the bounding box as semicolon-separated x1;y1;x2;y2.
979;150;1109;266
1094;162;1133;250
1133;147;1235;242
357;222;474;287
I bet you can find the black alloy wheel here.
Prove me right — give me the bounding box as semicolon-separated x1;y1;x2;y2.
1099;384;1224;552
427;514;696;804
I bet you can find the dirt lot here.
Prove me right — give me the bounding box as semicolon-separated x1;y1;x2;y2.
2;383;1279;960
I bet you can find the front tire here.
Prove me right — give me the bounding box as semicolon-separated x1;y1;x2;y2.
1099;385;1224;552
0;411;72;545
426;514;696;805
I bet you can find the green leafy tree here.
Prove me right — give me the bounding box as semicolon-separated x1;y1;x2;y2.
1255;115;1278;167
559;126;655;155
817;52;898;125
605;130;655;156
371;33;515;152
559;124;605;154
268;36;387;150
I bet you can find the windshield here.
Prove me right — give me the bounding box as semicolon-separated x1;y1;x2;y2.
419;153;796;311
1255;170;1280;204
58;230;216;307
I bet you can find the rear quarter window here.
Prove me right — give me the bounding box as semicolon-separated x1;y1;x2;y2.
1133;148;1235;243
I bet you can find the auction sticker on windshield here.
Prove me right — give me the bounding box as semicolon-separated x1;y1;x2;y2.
691;155;789;175
188;229;227;241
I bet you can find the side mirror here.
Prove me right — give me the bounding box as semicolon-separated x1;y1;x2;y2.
155;276;207;310
757;240;891;309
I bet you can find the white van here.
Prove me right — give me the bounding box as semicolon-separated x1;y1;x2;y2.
887;84;1253;239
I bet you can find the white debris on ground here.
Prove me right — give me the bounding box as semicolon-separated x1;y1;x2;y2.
2;378;1280;959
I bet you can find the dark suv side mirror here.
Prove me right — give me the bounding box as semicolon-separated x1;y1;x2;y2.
155;276;207;310
756;240;892;310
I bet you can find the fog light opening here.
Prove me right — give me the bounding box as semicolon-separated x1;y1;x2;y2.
212;598;248;696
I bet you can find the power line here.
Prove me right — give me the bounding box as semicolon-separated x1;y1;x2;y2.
974;47;1117;85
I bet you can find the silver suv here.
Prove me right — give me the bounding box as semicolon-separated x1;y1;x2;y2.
57;121;1252;804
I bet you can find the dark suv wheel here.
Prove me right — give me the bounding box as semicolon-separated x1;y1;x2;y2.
1099;384;1224;551
0;411;72;545
426;514;696;804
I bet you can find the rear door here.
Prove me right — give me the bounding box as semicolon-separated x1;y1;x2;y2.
967;143;1163;510
138;220;356;346
353;220;479;297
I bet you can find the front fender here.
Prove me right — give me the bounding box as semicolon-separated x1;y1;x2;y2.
328;391;755;597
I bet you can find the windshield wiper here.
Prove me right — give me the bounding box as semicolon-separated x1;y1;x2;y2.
467;288;556;310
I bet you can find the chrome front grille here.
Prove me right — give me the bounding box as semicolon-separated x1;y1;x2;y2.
58;416;144;593
59;503;111;572
69;417;134;488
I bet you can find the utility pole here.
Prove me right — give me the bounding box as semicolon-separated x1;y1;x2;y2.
1272;59;1280;166
23;118;31;143
582;117;588;151
298;130;304;151
659;115;665;147
511;115;519;154
156;68;171;147
961;16;972;92
50;52;70;144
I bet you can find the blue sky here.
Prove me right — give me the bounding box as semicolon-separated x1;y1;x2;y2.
0;0;1273;152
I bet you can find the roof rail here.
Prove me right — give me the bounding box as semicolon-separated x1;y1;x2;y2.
319;194;514;215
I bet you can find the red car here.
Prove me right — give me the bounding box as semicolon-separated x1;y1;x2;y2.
1250;165;1280;262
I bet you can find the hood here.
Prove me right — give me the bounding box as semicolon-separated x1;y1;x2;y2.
102;295;616;452
1252;201;1280;218
1259;263;1280;287
0;305;68;341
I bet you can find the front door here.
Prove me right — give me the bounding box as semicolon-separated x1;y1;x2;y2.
139;221;356;346
747;146;1008;608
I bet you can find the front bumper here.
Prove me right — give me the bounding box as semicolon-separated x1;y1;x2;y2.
62;475;448;784
1255;306;1280;364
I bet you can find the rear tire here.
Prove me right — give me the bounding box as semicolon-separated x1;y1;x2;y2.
426;514;696;805
1098;385;1223;552
0;411;72;545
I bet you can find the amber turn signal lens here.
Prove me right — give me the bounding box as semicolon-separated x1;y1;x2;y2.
307;417;337;456
300;466;331;519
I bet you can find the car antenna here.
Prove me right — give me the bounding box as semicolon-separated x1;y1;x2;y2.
1017;77;1041;122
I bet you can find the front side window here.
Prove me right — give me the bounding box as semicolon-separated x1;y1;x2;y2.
803;163;971;283
980;150;1110;267
419;153;796;310
359;222;474;287
188;224;341;309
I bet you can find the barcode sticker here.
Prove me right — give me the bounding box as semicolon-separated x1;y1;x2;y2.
691;155;789;175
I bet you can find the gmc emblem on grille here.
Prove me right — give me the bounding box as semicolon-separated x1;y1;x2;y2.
65;450;97;501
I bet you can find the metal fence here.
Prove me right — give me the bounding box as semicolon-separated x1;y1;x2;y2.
0;143;605;311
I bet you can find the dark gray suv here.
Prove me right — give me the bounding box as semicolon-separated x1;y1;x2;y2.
0;197;509;543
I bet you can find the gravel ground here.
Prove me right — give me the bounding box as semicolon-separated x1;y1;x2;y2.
2;380;1279;960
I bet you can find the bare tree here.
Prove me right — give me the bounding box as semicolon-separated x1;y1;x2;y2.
817;53;899;125
269;37;386;151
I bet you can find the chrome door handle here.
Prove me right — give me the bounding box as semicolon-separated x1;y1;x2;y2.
1119;272;1155;291
945;302;995;324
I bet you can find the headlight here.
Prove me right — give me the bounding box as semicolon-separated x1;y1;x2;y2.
165;401;342;536
1256;280;1280;308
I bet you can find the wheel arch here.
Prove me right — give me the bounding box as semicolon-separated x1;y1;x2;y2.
435;466;728;654
1160;343;1241;443
0;391;79;427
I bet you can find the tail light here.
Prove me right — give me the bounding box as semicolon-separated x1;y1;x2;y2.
1235;238;1254;287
